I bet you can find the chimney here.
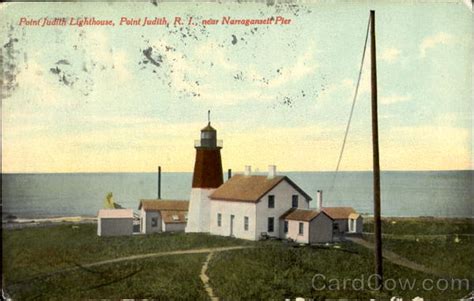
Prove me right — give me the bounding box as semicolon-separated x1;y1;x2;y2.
317;190;323;210
244;165;252;176
268;165;276;179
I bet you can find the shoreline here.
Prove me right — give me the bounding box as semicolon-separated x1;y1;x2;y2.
2;215;472;230
2;216;97;230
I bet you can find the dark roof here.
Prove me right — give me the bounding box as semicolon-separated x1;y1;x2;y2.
322;207;357;219
139;200;189;211
209;175;312;203
201;123;216;132
280;208;333;222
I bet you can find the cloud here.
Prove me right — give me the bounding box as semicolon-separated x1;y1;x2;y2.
14;60;63;104
380;94;412;105
420;32;455;58
263;45;317;89
380;47;401;63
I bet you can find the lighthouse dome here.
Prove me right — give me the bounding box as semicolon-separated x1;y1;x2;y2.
201;123;216;132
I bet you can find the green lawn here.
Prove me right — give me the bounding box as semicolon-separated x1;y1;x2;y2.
3;220;472;300
7;254;209;300
2;223;254;284
363;218;474;279
364;217;474;235
207;242;471;299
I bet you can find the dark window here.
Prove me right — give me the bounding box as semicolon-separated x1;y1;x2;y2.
268;217;274;232
284;221;288;233
292;195;299;208
244;216;249;231
268;195;275;208
299;222;304;235
151;217;158;227
217;213;222;227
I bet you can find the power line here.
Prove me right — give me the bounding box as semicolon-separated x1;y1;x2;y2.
329;16;371;193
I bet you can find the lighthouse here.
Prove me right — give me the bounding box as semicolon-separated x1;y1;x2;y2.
185;111;223;233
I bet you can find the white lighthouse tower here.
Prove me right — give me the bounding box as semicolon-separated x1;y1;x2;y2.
185;112;223;233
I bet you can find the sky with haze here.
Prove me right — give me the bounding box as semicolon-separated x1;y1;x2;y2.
1;1;472;173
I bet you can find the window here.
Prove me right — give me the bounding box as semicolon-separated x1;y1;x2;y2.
292;195;299;208
284;221;288;233
299;222;304;235
268;195;275;208
172;215;179;221
151;217;158;227
244;216;249;231
217;213;222;227
268;217;274;232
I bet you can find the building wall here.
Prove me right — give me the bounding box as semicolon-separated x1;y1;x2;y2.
255;180;310;239
348;216;363;233
285;220;309;244
209;199;256;240
334;219;349;234
163;222;186;232
185;188;215;233
308;214;333;243
142;210;162;234
98;218;133;236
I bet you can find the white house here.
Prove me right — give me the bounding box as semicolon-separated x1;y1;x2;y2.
208;166;313;241
280;208;334;244
139;200;189;234
97;209;134;236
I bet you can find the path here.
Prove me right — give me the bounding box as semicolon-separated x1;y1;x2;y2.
347;237;443;276
12;245;254;285
82;245;253;269
200;252;219;301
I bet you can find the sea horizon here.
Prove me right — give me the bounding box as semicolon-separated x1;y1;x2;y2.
2;170;472;219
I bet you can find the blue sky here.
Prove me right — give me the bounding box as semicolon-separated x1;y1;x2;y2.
1;1;472;172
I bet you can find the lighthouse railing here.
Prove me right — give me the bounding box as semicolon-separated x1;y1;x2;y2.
194;139;223;148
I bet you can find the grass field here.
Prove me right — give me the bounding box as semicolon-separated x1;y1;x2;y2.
364;218;474;279
7;254;209;300
3;219;473;299
2;223;254;284
364;217;474;235
207;241;471;299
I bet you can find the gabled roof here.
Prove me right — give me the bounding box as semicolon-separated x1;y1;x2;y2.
139;200;189;211
280;208;333;222
322;207;357;219
98;209;134;219
349;212;361;219
161;210;187;224
209;175;312;203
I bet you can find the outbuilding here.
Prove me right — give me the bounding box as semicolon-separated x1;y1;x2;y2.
322;207;363;234
138;200;189;234
97;209;134;236
280;208;334;244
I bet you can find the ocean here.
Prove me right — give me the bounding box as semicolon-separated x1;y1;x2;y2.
2;171;473;219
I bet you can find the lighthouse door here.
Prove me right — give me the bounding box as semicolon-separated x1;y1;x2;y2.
230;214;235;237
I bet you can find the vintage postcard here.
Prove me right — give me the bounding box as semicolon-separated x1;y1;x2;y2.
1;0;472;299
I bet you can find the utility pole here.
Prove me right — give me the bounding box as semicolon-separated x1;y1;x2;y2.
370;10;383;290
158;166;161;199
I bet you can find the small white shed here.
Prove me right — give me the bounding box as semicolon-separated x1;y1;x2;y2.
97;209;134;236
281;208;334;244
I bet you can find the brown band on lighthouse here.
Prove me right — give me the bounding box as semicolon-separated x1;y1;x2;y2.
192;149;224;188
